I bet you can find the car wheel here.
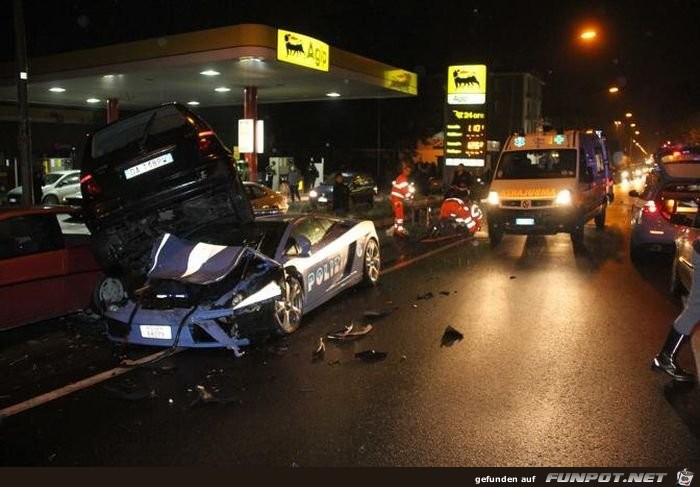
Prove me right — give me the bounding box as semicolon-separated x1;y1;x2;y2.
488;222;503;247
630;240;644;263
594;202;606;229
273;274;303;335
570;224;584;245
362;238;381;287
42;195;59;205
91;276;126;313
670;251;685;296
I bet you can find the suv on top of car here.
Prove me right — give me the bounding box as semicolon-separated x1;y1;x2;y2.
80;102;253;283
308;172;378;208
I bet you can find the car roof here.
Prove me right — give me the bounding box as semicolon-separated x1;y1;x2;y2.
256;213;359;224
49;170;80;175
657;162;700;180
0;205;78;220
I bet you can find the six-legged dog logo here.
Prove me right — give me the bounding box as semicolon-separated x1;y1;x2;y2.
453;69;480;88
284;34;304;56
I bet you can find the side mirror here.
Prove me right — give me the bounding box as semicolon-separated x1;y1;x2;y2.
628;190;640;197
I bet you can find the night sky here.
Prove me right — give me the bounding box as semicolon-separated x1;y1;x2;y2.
2;0;699;147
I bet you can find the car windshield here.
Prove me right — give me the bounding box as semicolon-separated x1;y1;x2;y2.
91;104;188;159
44;173;64;185
496;149;577;179
185;220;286;259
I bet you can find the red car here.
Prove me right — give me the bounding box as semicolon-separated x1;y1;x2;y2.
0;206;103;330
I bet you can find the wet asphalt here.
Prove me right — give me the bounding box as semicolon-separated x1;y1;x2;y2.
1;184;700;466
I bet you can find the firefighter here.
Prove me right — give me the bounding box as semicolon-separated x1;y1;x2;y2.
391;162;413;237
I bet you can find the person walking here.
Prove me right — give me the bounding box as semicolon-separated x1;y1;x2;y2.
331;172;350;216
287;164;301;202
305;162;319;193
390;162;413;237
652;238;700;382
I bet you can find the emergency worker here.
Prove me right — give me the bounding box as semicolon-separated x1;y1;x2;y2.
391;162;413;237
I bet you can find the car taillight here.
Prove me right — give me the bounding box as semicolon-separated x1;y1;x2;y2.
643;200;657;214
80;173;102;196
198;130;215;154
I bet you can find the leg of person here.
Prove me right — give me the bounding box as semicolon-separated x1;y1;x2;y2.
652;252;700;381
392;200;408;237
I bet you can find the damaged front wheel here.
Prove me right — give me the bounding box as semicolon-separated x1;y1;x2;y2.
274;274;303;335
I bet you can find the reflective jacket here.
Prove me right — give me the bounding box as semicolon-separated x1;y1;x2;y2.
391;173;411;202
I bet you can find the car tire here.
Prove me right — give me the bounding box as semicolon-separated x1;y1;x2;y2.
570;224;584;245
630;240;644;263
670;251;685;296
91;276;126;313
42;195;59;205
362;238;381;287
273;273;303;335
488;222;503;247
594;202;606;229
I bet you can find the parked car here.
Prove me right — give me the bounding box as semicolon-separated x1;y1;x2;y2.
243;181;288;215
629;146;700;259
0;207;104;330
103;214;381;354
79;102;254;286
308;172;377;208
6;170;81;205
670;216;700;295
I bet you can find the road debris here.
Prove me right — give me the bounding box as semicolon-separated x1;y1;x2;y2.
312;337;326;361
327;323;373;341
439;291;451;296
441;325;464;347
510;275;517;280
363;308;395;319
328;359;341;366
103;384;155;401
355;350;388;362
9;354;28;366
416;292;435;300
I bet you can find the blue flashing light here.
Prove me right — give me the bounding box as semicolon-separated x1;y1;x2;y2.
514;136;526;148
553;134;566;145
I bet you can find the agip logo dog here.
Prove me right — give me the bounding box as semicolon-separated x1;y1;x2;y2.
447;64;487;105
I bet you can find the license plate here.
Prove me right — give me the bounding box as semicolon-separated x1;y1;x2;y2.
124;153;174;180
318;196;328;203
8;197;17;203
516;218;535;225
139;325;172;340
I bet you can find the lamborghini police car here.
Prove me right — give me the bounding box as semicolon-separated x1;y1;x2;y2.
103;214;381;355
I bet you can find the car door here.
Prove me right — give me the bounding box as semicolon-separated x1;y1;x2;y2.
283;217;345;309
0;213;68;329
55;172;81;202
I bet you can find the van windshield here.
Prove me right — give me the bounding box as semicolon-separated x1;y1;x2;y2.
496;149;577;179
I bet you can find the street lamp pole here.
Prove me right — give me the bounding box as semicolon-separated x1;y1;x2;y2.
13;0;33;206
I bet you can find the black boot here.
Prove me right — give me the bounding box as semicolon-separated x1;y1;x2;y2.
652;328;696;382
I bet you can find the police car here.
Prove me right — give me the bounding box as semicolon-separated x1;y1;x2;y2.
103;214;380;355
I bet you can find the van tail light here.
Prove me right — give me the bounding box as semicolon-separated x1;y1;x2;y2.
80;173;102;196
198;130;215;154
642;200;658;215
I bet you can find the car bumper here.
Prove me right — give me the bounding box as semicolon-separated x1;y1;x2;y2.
487;207;580;235
630;218;678;250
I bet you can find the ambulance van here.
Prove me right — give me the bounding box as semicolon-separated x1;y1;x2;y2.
486;130;613;246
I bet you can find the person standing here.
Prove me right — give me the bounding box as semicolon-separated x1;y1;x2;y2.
287;164;301;202
390;162;413;237
652;238;700;382
304;162;319;193
331;172;350;216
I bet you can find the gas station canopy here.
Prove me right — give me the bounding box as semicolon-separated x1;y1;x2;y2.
0;24;418;109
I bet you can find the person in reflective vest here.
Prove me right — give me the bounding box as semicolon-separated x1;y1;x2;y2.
391;162;413;237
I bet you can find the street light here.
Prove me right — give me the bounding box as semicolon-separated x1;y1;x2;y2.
634;130;640;135
630;123;637;128
625;112;633;118
608;86;619;94
580;29;597;41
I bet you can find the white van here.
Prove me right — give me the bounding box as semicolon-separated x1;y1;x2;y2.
485;130;613;246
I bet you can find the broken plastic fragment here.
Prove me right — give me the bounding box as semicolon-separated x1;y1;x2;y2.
509;275;517;280
441;325;464;347
416;292;435;300
312;337;326;360
355;350;388;362
363;308;395;319
439;291;451;296
327;323;373;341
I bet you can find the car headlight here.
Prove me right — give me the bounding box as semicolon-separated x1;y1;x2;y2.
487;191;500;205
621;170;630;179
309;190;318;198
555;189;572;205
233;282;282;311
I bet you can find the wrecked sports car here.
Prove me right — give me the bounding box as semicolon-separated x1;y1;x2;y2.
80;103;254;298
103;215;381;355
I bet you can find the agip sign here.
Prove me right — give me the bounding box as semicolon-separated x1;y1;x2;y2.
277;30;329;72
444;64;488;167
